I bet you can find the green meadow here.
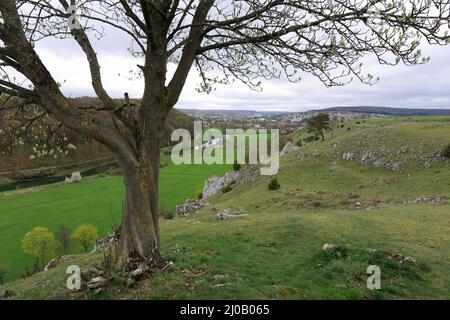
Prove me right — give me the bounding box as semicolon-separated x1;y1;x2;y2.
0;161;231;283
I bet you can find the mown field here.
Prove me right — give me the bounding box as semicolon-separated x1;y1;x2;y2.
0;161;230;283
1;116;449;299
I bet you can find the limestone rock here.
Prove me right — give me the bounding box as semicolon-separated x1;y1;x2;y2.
87;277;109;289
323;244;338;252
176;199;206;216
203;165;258;200
280;142;299;156
65;172;82;184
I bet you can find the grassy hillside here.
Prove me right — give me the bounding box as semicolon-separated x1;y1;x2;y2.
1;116;449;299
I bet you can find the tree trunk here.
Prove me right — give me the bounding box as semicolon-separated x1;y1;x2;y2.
117;140;165;269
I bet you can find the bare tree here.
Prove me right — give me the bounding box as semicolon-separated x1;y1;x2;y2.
0;0;448;268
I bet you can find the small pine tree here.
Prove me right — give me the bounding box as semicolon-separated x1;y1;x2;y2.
306;113;331;141
268;177;280;191
233;160;241;171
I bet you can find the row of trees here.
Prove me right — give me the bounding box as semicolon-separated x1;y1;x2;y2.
21;225;99;271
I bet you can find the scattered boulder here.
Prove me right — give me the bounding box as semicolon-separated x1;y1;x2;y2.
323;244;338;252
403;256;417;264
402;197;442;204
65;172;82;184
87;277;109;289
44;255;75;271
130;264;148;279
360;150;372;164
388;253;418;264
322;244;347;258
342;152;355;161
0;289;14;300
349;202;378;211
297;152;306;163
216;208;248;221
176;199;206;216
280;141;299;156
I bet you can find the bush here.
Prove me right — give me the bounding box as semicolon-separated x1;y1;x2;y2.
22;227;56;269
295;140;303;147
196;189;204;200
159;203;175;220
268;177;280;191
72;224;98;253
0;264;7;284
442;144;450;159
233;161;241;171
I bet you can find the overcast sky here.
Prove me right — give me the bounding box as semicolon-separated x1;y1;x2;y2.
35;30;450;112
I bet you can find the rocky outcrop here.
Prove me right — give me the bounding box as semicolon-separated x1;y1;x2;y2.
176;199;206;216
44;255;75;272
402;197;442;204
203;165;259;200
280;141;299;156
342;152;355;161
92;231;120;253
65;172;82;184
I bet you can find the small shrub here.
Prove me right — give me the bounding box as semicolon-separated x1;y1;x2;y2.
160;203;175;220
196;189;203;200
233;161;241;171
0;264;7;284
268;177;280;191
72;224;98;253
442;144;450;159
100;245;117;274
222;185;233;193
295;140;303;147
